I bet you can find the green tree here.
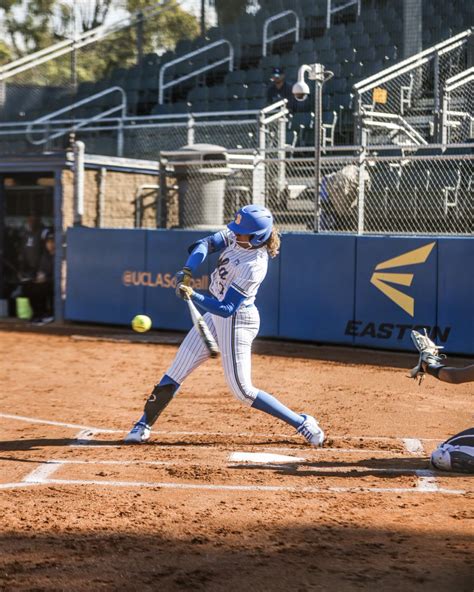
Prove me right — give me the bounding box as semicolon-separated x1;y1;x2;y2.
0;0;57;57
0;40;12;65
126;0;199;53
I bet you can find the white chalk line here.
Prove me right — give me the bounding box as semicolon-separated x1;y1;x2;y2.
22;462;61;483
403;438;425;455
0;413;121;434
230;464;432;475
68;429;122;448
36;459;173;466
403;440;440;491
11;456;468;496
229;452;433;475
0;412;445;444
0;482;40;490
70;429;97;446
416;470;440;492
13;475;466;496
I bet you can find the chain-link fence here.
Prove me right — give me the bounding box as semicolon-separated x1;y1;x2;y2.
441;68;474;144
354;29;472;145
147;144;472;236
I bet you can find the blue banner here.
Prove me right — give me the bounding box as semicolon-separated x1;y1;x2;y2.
279;234;356;344
65;228;474;355
354;237;438;350
143;230;213;331
437;238;474;354
65;228;147;324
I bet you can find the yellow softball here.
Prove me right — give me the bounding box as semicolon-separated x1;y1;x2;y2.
131;314;152;333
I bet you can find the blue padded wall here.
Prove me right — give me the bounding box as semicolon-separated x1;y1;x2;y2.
279;234;356;344
354;237;438;350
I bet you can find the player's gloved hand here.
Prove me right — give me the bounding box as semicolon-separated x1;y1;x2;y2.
174;267;192;297
409;329;445;384
177;284;194;301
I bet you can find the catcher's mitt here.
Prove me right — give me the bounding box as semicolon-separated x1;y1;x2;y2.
409;329;445;384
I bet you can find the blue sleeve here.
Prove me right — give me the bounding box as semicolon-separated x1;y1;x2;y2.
191;286;246;318
184;231;228;272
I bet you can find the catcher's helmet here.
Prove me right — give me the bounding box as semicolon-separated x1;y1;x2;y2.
227;204;273;247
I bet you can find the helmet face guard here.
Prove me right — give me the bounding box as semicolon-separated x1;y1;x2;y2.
227;204;273;247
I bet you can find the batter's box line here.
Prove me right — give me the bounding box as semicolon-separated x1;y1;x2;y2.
0;413;444;449
12;459;467;496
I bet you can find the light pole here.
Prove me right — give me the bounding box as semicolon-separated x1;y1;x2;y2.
292;63;333;232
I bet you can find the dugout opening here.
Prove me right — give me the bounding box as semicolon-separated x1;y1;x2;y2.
0;172;55;322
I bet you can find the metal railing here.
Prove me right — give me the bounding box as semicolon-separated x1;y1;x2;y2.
353;28;473;145
262;10;300;57
326;0;361;29
26;86;127;154
441;67;474;145
158;39;234;104
361;112;428;146
0;102;289;158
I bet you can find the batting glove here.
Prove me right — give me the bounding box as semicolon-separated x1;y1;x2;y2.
174;267;192;297
177;284;194;301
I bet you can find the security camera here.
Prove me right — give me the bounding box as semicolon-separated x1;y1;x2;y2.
292;80;310;102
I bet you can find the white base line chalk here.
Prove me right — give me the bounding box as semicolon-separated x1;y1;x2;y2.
0;482;39;490
403;438;425;454
0;412;449;443
416;470;440;492
22;463;61;483
25;478;466;495
0;413;121;434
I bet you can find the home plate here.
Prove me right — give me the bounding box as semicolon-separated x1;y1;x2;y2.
229;452;306;464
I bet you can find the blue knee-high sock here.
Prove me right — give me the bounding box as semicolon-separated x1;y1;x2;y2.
251;390;304;429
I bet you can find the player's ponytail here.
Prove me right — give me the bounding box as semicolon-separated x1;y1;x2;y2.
265;227;280;258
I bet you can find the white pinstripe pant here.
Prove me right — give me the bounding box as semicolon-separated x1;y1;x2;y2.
167;305;260;406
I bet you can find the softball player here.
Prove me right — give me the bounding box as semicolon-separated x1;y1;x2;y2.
125;204;324;447
410;330;474;473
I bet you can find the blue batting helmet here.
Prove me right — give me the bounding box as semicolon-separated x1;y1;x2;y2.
227;204;273;247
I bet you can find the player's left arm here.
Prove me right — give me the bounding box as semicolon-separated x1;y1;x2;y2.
185;230;230;271
175;230;230;289
175;230;230;288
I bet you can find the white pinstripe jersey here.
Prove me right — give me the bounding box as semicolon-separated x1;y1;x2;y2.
209;230;268;306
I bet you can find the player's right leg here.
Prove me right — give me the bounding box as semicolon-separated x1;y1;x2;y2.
125;314;217;443
216;307;324;447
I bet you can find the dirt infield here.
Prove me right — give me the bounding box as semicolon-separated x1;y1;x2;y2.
0;329;473;591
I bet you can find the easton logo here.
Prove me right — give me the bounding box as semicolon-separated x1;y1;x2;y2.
370;242;435;317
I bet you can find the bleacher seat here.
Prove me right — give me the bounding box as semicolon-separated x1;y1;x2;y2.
16;0;470;150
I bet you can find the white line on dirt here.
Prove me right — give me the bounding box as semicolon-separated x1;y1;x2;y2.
267;446;397;455
415;470;440;492
1;412;446;444
0;413;122;434
0;482;40;490
46;459;172;465
230;452;306;464
22;462;61;483
71;429;98;445
20;478;465;495
229;463;430;475
68;429;122;448
403;438;425;454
